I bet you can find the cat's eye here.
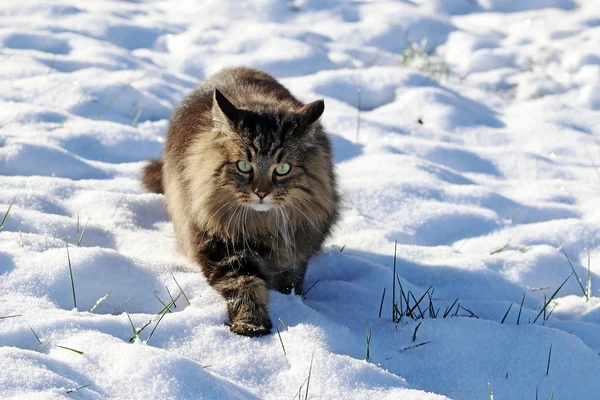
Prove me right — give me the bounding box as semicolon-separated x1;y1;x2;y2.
236;160;253;173
274;163;291;176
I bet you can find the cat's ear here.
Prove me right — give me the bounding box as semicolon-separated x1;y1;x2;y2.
213;89;241;127
298;100;324;127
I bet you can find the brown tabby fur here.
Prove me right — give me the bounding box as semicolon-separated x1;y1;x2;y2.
142;67;340;336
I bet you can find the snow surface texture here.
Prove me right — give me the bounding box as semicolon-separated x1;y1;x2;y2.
1;0;600;399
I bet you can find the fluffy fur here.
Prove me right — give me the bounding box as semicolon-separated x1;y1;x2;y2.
143;67;340;336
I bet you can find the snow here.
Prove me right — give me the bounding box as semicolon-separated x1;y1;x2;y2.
1;0;600;399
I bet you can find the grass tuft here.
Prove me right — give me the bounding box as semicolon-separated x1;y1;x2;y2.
399;38;450;81
146;292;182;344
533;274;572;324
563;252;588;300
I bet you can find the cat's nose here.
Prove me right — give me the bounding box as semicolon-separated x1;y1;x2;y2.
256;190;269;199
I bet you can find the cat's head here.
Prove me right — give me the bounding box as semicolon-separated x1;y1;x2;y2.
210;89;327;213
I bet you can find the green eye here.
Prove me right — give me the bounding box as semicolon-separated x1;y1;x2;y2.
236;160;252;173
274;163;291;176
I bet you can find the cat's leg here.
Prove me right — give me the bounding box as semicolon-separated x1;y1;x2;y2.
214;271;272;336
293;262;308;296
196;237;272;336
274;261;308;295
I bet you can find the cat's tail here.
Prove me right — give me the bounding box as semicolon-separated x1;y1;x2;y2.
142;159;164;194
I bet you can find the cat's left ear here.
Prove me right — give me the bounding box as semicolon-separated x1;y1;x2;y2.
298;100;324;127
213;89;241;127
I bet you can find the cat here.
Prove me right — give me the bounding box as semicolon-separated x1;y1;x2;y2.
142;67;340;336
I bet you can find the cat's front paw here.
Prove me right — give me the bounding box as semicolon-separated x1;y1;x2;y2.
227;320;272;337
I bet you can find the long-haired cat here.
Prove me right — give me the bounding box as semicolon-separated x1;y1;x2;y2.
142;67;340;336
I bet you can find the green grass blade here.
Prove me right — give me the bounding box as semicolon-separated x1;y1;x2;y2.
66;242;77;309
111;295;132;315
90;290;112;313
28;324;42;345
533;273;572;324
564;252;586;297
301;279;320;300
56;345;84;355
171;273;191;305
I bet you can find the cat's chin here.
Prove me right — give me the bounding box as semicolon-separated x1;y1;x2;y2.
246;202;274;212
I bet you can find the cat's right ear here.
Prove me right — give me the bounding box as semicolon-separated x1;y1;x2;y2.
213;89;241;127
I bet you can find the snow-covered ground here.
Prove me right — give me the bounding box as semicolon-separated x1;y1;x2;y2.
1;0;600;398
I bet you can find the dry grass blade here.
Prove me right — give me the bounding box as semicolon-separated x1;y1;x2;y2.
399;341;432;351
0;198;15;229
443;298;459;318
365;324;372;361
278;318;288;331
517;293;525;325
276;326;286;356
500;303;513;324
587;250;592;302
546;344;552;376
131;108;143;127
67;383;91;394
392;241;397;322
0;314;22;320
412;322;421;342
378;287;386;318
488;381;494;400
304;348;315;400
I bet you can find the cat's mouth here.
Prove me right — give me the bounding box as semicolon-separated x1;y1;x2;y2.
245;193;276;212
247;202;274;212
